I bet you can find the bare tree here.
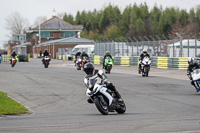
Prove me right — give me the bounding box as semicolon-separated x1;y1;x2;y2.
57;12;65;19
33;16;48;28
5;12;29;34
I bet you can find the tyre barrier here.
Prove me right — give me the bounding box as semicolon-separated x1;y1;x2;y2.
157;57;168;69
120;57;130;66
83;56;190;70
1;55;30;62
94;56;101;65
178;57;188;70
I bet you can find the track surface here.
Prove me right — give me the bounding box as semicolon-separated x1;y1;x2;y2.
0;59;200;133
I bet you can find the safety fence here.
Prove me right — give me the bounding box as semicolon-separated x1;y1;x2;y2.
92;55;190;70
0;54;30;62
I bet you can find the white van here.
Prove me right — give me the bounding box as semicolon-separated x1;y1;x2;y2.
72;45;94;56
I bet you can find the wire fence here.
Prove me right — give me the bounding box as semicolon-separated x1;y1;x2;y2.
94;33;200;58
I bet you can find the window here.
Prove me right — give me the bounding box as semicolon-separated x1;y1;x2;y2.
60;32;65;38
41;32;49;38
50;32;54;38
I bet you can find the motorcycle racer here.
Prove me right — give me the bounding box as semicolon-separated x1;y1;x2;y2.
83;62;122;103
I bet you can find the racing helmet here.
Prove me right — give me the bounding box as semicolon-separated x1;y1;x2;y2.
143;49;147;53
45;49;48;52
106;51;110;55
188;57;194;64
82;50;86;54
84;63;94;75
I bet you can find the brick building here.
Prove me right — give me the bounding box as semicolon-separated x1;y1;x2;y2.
31;15;95;58
34;36;94;59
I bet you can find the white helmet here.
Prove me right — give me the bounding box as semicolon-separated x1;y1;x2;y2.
188;57;194;64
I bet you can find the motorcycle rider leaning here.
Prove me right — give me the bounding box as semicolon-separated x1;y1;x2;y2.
139;49;150;71
80;50;89;60
84;62;122;103
187;57;200;74
187;57;200;91
102;51;113;69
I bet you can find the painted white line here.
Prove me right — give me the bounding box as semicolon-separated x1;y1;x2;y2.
169;130;200;133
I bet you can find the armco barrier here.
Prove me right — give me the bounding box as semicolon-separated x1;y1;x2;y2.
157;57;168;69
178;57;188;70
151;57;157;68
94;56;101;65
120;56;130;66
78;56;190;70
114;57;121;65
168;58;178;69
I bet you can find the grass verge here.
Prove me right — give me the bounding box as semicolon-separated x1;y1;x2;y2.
0;91;29;115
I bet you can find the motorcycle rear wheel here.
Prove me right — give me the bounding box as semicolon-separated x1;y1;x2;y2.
115;100;126;114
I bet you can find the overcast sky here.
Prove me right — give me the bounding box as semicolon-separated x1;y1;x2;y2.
0;0;199;49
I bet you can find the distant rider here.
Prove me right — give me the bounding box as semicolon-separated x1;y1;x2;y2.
187;57;200;92
42;49;50;63
139;49;150;72
102;51;113;69
75;50;81;61
10;51;17;64
80;50;89;60
83;62;122;103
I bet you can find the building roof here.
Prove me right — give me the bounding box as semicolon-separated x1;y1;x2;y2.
168;39;200;48
35;37;95;47
12;42;31;48
33;17;82;31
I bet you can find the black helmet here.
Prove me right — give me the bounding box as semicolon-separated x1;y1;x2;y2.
45;49;48;52
84;63;94;75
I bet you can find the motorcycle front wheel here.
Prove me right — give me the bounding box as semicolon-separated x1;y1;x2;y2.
144;66;149;77
94;96;109;115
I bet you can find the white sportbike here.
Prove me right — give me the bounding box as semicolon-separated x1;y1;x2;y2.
84;70;126;115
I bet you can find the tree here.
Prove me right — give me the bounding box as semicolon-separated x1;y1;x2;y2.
105;24;122;39
136;18;145;35
5;12;29;34
63;13;74;24
33;16;47;28
75;11;81;25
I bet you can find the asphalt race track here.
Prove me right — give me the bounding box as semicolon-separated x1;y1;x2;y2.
0;59;200;133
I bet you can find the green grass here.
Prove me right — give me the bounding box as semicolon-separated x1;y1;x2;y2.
0;91;29;115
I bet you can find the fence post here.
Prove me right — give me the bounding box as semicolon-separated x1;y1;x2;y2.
191;33;197;57
133;37;139;56
119;38;124;56
162;34;169;57
114;38;120;56
144;36;150;52
176;33;183;57
150;35;156;56
128;37;134;56
184;33;190;57
169;34;175;57
124;37;129;56
139;36;144;49
156;35;161;56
